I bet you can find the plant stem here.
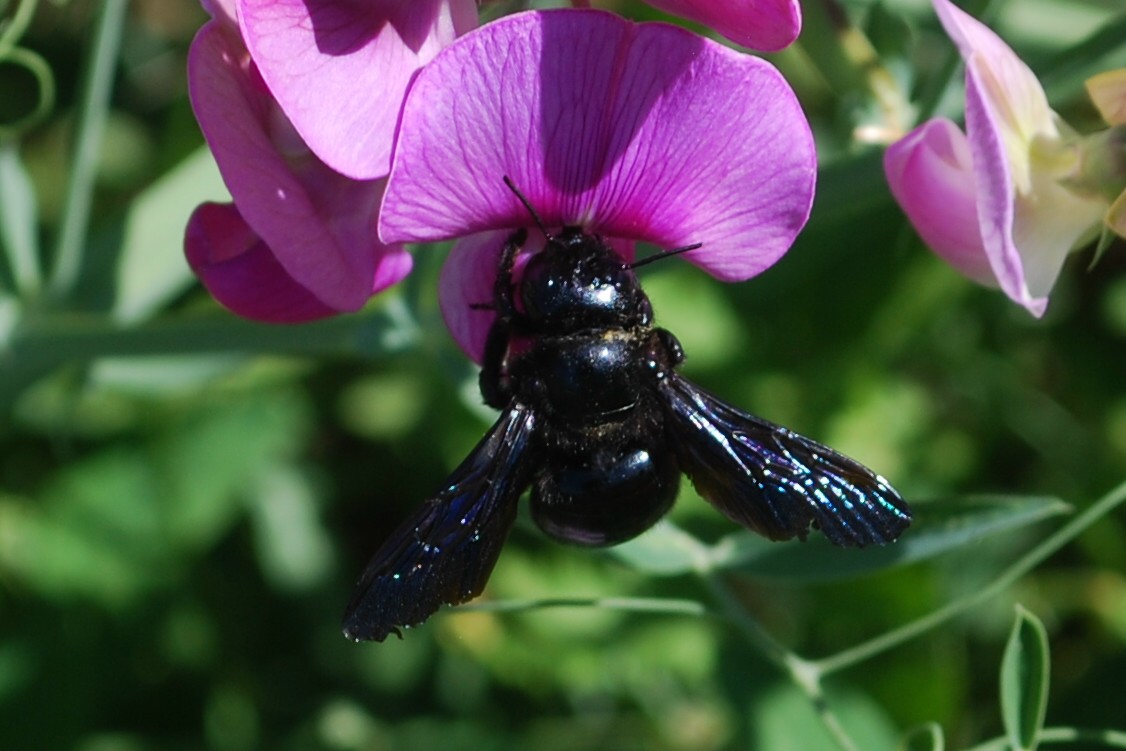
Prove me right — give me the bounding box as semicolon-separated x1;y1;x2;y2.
0;0;40;54
47;0;127;303
461;596;712;618
0;304;419;413
0;141;41;295
796;0;912;142
814;478;1126;675
964;726;1126;751
703;574;859;751
4;306;416;363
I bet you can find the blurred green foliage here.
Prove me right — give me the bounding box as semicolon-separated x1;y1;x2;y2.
2;1;1126;750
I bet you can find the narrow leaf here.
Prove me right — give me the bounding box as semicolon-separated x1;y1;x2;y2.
711;495;1069;582
1001;605;1051;751
460;596;709;618
0;141;40;295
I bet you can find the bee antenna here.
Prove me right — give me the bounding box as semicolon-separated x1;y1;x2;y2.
503;176;551;239
627;242;703;270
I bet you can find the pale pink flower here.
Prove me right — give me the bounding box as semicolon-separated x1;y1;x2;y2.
885;0;1115;317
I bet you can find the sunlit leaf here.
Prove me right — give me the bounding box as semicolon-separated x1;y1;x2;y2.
158;390;310;553
609;520;712;575
751;683;900;751
1040;12;1126;101
1001;605;1051;751
113;146;228;322
246;464;334;592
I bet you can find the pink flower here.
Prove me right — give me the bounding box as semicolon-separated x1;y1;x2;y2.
638;0;802;52
184;4;429;321
379;9;816;360
884;0;1110;317
236;0;478;179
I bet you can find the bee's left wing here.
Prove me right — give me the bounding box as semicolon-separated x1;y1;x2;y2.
658;374;911;547
342;403;538;642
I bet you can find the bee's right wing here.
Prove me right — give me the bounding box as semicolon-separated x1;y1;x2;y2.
342;403;538;642
659;374;910;547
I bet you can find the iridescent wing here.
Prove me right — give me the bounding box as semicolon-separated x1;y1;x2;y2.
659;374;910;547
342;404;538;642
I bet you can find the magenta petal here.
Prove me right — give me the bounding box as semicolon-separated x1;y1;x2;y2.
189;22;407;313
884;118;995;286
439;231;512;363
186;202;339;322
381;9;815;283
643;0;801;52
237;0;477;179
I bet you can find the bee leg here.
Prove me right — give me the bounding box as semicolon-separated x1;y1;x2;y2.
492;227;527;321
479;228;527;410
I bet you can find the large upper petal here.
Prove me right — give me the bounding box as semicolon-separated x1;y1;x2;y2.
380;9;816;283
188;21;410;314
884;118;995;286
238;0;478;179
642;0;801;52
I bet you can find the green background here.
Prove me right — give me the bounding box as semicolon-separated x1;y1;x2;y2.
2;1;1125;749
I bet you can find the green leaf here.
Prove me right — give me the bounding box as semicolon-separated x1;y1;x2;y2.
900;723;945;751
0;389;310;604
1040;11;1126;103
710;495;1070;582
609;520;712;576
865;2;915;61
751;683;900;751
0;453;168;604
113;146;228;322
245;464;334;592
1000;605;1051;751
157;390;310;553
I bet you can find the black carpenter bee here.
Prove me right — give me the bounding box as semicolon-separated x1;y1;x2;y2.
342;182;911;642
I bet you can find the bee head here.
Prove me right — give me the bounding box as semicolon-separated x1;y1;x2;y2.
517;228;651;331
